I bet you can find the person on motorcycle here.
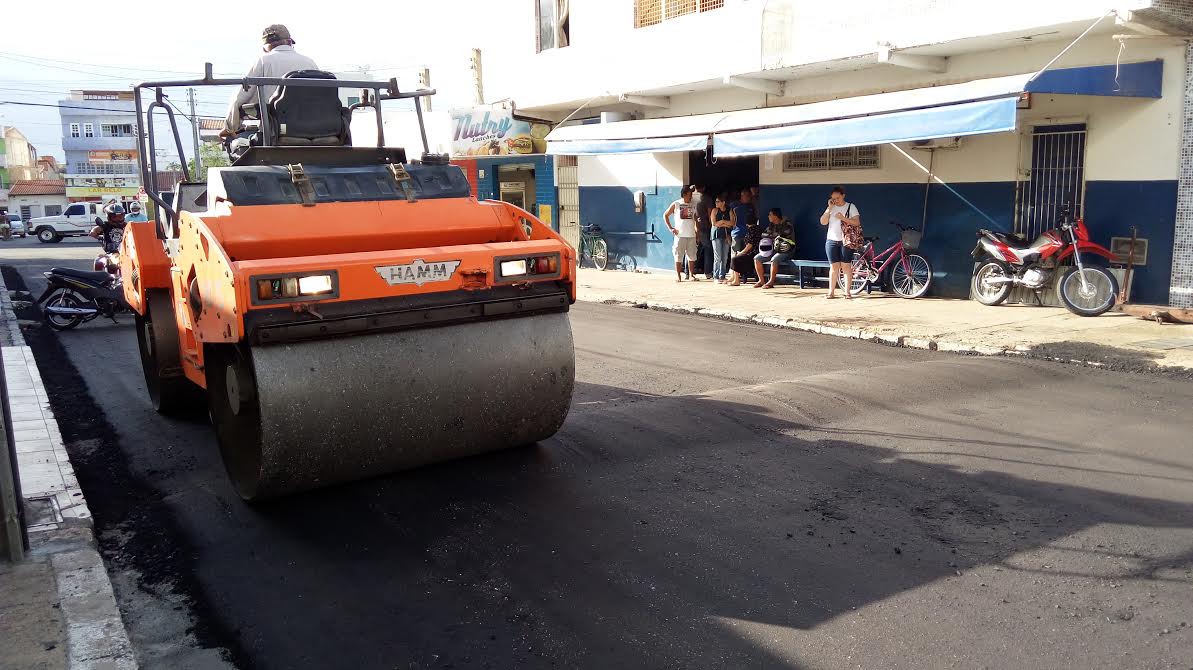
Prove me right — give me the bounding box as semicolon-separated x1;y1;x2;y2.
219;24;318;140
126;202;148;223
89;200;127;254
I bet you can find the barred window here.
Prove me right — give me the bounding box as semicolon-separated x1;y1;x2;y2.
635;0;723;29
783;145;880;171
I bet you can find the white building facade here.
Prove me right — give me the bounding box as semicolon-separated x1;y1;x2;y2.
498;0;1193;305
59;90;141;203
0;126;39;211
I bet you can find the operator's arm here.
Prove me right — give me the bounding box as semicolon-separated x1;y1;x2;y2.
224;58;266;134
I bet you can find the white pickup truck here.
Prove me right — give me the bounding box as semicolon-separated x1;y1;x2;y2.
29;202;106;243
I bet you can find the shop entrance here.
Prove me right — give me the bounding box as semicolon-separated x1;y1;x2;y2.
688;152;759;200
496;164;536;210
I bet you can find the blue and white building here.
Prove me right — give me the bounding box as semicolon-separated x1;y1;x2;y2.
491;0;1193;305
58;90;141;203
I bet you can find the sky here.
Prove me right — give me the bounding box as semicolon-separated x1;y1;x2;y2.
0;0;526;163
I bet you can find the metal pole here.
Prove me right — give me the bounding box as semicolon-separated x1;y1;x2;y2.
188;88;202;177
471;48;484;104
0;345;27;562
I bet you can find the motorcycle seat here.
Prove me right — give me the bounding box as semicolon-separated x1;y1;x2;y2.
50;267;113;285
993;231;1031;246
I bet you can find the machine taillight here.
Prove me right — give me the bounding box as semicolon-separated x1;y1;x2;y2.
497;253;560;280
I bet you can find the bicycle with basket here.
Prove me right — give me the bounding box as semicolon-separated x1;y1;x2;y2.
840;221;933;298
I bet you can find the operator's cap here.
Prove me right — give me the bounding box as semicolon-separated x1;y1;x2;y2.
262;24;293;45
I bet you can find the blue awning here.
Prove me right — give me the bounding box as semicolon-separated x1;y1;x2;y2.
544;60;1163;157
713;60;1162;157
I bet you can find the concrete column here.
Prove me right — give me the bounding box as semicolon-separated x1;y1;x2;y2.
1172;43;1193;307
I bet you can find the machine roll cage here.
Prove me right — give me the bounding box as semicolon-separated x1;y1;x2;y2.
135;62;437;224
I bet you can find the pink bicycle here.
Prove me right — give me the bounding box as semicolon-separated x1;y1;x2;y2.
839;221;933;298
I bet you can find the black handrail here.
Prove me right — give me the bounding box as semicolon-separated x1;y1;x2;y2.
133;63;437;238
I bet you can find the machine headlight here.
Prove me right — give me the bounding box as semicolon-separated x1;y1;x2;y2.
500;260;528;277
254;272;338;302
298;275;334;295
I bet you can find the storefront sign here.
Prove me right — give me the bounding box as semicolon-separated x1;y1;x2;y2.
66;186;140;198
450;106;551;157
88;150;138;163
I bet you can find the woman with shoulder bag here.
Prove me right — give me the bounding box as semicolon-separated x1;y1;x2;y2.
819;185;861;299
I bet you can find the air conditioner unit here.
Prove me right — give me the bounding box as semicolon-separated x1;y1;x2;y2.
911;136;962;150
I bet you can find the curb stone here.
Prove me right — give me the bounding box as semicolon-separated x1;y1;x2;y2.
580;294;1190;376
1;271;138;669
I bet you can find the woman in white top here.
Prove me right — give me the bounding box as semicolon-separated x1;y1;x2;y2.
819;185;860;299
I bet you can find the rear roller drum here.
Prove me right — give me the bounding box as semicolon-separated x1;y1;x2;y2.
208;312;576;501
137;290;197;415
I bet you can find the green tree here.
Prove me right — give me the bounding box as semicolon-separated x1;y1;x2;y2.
164;143;230;182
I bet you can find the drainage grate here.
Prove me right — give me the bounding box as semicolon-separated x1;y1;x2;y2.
1129;338;1193;351
23;495;61;526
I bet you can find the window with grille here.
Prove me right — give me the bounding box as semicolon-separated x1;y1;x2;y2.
70;123;80;138
84;123;94;138
44;205;62;217
783;145;880;171
635;0;723;28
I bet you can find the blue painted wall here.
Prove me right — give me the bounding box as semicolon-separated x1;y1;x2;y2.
580;179;1177;302
1082;180;1176;306
579;185;684;270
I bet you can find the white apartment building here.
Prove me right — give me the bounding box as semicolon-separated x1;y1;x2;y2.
494;0;1193;305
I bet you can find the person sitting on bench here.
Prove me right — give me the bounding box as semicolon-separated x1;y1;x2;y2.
753;208;796;289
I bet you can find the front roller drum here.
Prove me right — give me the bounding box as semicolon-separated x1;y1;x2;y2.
207;312;575;500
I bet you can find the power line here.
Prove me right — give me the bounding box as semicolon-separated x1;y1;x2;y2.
0;99;223;119
0;50;243;77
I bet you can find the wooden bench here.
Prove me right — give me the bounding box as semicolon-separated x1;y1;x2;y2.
759;259;832;288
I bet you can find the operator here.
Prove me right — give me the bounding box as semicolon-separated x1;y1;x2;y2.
219;24;318;139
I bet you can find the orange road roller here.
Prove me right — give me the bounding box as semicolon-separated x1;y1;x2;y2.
122;69;575;500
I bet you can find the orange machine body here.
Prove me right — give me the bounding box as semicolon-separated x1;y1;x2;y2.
123;196;576;391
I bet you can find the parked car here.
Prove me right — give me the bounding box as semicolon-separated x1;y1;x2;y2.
29;202;106;243
5;214;27;238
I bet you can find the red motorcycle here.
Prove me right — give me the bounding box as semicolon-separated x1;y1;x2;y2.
971;204;1118;316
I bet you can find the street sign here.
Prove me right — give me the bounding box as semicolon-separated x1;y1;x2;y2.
137;187;148;203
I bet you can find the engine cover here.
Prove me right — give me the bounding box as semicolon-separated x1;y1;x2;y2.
1021;267;1051;289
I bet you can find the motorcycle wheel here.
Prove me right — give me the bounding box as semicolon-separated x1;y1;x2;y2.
1058;265;1118;317
972;261;1012;306
43;291;86;331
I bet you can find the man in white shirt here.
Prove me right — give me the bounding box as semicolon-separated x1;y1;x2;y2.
664;186;700;282
220;24;319;139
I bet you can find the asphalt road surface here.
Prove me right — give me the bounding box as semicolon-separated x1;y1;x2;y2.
4;236;1193;670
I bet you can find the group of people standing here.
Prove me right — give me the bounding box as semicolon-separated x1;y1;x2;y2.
664;184;862;298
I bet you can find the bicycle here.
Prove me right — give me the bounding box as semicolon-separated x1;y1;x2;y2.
839;221;932;298
579;223;609;270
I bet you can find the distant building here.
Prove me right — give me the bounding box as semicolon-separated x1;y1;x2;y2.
36;156;62;180
0;126;39;211
8;180;67;220
59;90;141;203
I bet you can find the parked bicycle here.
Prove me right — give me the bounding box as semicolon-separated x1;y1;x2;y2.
580;223;609;270
840;221;932;298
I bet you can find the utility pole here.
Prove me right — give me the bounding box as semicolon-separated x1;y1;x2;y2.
187;88;202;177
470;48;484;104
418;67;432;112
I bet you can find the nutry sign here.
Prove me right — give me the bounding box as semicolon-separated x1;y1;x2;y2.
375;259;462;287
449;106;551;157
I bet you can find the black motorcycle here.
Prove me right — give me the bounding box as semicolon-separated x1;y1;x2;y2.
35;266;130;331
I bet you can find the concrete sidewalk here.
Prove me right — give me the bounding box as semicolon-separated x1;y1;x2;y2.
575;268;1193;372
0;273;136;669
